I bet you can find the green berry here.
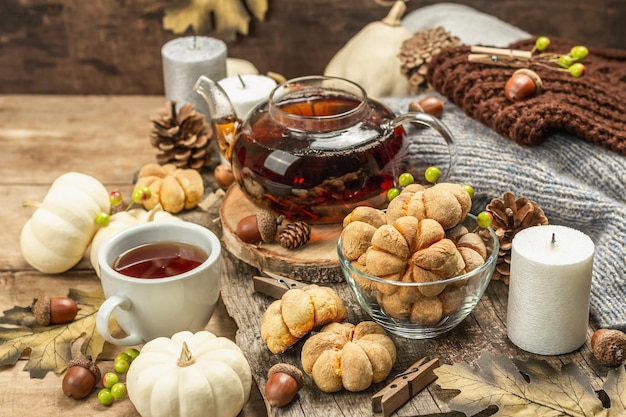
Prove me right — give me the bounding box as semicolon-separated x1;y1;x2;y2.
424;166;441;184
463;185;474;199
97;388;115;406
131;187;151;203
95;212;110;227
110;382;128;400
387;187;401;201
570;45;588;61
569;63;586;77
535;36;550;52
113;358;130;374
557;54;574;68
109;190;123;206
124;348;140;362
477;211;493;228
398;172;415;187
101;372;119;389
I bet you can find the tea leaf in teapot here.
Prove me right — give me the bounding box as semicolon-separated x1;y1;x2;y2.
0;287;105;378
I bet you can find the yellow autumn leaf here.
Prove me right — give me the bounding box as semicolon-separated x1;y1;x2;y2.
163;0;268;41
435;352;608;416
0;287;106;378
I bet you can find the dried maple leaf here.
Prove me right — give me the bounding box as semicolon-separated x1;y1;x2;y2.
435;352;626;416
0;287;105;379
163;0;268;41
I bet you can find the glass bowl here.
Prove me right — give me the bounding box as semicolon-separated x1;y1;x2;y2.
338;214;499;339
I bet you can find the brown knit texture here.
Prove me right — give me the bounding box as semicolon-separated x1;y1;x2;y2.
426;38;626;156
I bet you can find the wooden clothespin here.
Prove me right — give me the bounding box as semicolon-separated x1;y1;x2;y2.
468;45;532;68
252;271;307;299
372;357;440;417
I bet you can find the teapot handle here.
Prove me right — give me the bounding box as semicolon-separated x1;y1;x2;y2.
387;112;458;182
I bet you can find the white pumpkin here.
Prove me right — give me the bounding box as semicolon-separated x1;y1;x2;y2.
324;1;412;97
89;204;182;276
20;172;110;274
127;331;252;417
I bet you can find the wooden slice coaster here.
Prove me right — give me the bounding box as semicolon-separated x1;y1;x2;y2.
218;185;344;283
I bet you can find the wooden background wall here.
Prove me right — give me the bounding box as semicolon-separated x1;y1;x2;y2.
0;0;624;95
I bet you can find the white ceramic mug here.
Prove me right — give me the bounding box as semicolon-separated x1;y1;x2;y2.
96;222;221;345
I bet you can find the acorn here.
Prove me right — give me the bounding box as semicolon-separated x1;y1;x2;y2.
214;163;235;188
62;355;101;399
236;209;284;244
504;68;542;102
590;328;626;367
264;363;304;408
408;96;444;118
30;295;78;326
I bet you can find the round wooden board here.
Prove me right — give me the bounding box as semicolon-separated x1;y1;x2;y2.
219;185;343;283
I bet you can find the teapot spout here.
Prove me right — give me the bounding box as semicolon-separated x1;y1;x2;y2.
193;75;238;161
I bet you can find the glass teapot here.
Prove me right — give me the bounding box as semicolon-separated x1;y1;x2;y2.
194;75;456;224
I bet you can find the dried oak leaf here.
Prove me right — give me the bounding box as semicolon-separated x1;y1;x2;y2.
0;287;105;379
163;0;268;41
435;352;626;416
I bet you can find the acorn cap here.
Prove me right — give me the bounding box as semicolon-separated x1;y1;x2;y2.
593;329;626;367
256;210;284;243
514;68;543;95
68;355;102;382
267;363;304;390
31;295;51;326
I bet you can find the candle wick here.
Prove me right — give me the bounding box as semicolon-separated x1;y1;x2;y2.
238;75;247;88
551;233;556;245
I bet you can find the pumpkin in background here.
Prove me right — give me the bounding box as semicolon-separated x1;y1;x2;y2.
89;204;182;277
20;172;110;274
324;1;412;98
126;331;252;417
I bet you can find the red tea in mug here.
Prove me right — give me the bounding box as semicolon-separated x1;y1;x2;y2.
113;241;208;279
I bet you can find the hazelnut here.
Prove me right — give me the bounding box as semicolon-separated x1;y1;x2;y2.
30;295;78;326
590;328;626;367
236;209;284;244
62;356;101;399
408;97;445;119
504;69;543;102
264;363;304;407
214;163;235;188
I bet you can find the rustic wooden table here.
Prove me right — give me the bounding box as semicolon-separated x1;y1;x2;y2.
0;95;611;417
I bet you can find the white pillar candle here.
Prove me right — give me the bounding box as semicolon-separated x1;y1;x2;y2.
218;74;277;119
162;36;227;119
507;225;595;355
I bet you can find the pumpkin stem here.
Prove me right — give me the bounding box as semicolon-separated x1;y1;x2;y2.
381;1;406;26
22;200;42;209
146;203;164;222
177;342;196;367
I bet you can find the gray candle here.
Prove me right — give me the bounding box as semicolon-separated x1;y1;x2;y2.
162;36;227;119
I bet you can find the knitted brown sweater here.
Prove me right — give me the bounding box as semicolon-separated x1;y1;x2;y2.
426;38;626;156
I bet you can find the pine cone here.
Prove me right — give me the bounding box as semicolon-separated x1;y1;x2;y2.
481;192;549;284
279;221;311;250
150;101;214;170
398;27;460;94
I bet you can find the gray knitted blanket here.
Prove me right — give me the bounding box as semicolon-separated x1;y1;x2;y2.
383;95;626;330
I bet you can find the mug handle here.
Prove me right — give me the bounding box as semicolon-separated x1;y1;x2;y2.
96;295;143;346
388;112;458;182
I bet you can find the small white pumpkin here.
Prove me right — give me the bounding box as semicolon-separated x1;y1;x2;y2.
127;331;252;417
20;172;110;274
89;204;182;276
324;1;412;97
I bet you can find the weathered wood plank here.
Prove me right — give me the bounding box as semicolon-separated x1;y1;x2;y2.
0;0;623;94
